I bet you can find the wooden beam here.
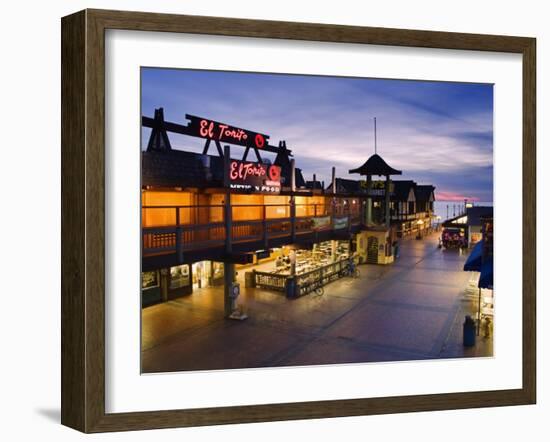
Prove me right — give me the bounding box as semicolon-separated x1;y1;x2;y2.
142;115;283;154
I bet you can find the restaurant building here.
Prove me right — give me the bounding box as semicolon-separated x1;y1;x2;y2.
327;178;435;239
441;205;493;248
141;108;437;315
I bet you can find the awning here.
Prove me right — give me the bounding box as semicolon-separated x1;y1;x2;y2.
478;258;493;289
463;240;484;271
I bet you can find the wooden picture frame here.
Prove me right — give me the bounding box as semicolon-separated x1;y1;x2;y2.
61;9;536;433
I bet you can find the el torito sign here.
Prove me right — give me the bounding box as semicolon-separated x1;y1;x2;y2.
186;114;269;149
185;114;281;193
229;160;281;193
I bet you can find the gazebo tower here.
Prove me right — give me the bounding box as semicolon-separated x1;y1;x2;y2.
349;153;402;228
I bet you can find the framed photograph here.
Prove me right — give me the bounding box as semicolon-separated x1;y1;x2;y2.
61;9;536;433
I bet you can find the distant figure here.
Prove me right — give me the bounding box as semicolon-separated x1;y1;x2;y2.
392;241;399;258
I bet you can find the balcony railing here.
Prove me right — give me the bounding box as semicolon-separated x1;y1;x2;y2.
390;211;431;222
142;203;362;257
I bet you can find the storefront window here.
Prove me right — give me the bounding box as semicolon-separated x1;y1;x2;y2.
142;271;159;289
170;265;190;289
212;262;224;280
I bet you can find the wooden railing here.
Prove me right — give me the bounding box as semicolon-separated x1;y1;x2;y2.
391;211;431;222
295;258;350;296
142;203;362;257
254;271;287;292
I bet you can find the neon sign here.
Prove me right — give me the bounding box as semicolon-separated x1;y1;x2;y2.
186;114;269;149
228;160;281;194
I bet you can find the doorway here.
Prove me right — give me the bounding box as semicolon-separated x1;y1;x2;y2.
367;236;379;264
192;261;211;289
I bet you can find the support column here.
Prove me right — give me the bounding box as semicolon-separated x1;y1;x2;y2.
385;175;391;228
290;195;296;242
175;207;183;263
223;145;235;318
290;159;296;192
290;158;296;243
160;268;169;302
331;240;337;263
262;204;268;249
366;175;372;225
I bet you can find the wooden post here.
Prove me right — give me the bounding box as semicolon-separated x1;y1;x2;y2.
366;175;372;225
223;145;232;253
262;204;268;249
385;175;391;228
160;268;169;302
347;200;352;234
290;159;296;192
175;206;183;262
290;195;296;242
290;158;296;242
223;145;234;318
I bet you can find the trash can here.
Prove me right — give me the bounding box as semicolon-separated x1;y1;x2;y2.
285;277;297;299
463;315;476;347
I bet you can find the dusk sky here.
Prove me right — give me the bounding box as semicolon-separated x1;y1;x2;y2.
141;68;493;202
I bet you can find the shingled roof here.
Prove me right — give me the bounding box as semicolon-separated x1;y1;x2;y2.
415;185;435;202
327;178;362;194
349;154;402;176
142;148;307;190
141;150;224;188
392;180;417;201
466;206;493;227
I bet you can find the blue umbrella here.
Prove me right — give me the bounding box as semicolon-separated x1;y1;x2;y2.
463;240;483;272
478;258;493;289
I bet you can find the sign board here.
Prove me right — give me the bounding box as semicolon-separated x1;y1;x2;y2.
333;216;349;230
229;160;281;194
186;114;270;149
359;180;395;196
312;216;331;230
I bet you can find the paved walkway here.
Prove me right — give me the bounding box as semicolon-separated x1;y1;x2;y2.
141;232;493;373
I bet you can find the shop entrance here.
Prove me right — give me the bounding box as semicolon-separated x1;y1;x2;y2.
191;261;225;289
192;261;209;289
367;237;379;263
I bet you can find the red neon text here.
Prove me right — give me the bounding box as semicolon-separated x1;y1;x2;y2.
198;118;266;148
199;119;215;138
230;161;267;181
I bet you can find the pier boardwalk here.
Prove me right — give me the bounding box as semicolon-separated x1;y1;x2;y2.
141;232;492;373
